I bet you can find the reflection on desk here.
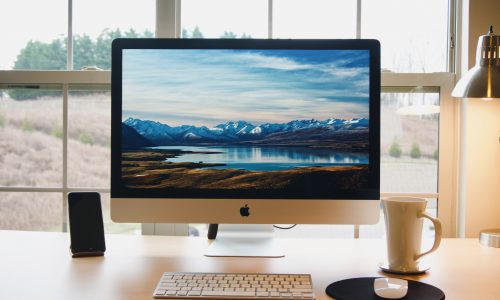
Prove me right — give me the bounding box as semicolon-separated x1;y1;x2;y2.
0;230;499;300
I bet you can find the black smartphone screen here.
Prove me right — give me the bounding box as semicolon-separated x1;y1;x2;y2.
68;192;106;255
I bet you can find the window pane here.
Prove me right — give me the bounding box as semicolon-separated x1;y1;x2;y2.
0;192;63;231
68;88;110;188
381;88;439;194
362;0;449;72
0;0;67;70
0;86;63;187
273;0;356;38
73;0;155;70
100;193;141;234
182;0;268;38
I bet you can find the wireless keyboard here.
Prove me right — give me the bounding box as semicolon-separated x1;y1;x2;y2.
153;272;315;299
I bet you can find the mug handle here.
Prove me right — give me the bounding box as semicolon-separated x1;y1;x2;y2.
415;211;442;261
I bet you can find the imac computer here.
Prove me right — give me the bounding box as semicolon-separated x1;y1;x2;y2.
111;38;380;256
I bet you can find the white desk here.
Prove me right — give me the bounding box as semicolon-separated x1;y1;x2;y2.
1;230;500;300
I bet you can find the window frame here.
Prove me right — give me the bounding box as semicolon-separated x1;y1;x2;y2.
0;0;460;237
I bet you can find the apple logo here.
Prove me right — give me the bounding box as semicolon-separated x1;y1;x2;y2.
240;204;250;217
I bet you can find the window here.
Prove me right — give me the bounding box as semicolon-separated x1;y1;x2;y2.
68;88;111;188
0;192;63;231
362;0;450;72
0;0;458;238
0;0;67;70
380;88;440;194
361;87;442;238
273;0;357;39
0;86;63;187
73;0;155;70
181;0;268;38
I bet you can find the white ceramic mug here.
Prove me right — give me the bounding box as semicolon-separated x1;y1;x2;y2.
382;197;442;273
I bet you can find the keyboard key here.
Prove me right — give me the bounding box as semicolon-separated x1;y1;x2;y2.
291;288;314;293
294;284;312;289
154;289;165;296
202;291;256;297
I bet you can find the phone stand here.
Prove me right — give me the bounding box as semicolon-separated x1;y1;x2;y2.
70;246;105;258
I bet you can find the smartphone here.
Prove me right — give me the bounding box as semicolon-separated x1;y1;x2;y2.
68;192;106;257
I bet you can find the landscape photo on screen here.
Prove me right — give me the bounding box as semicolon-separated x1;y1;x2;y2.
121;48;371;195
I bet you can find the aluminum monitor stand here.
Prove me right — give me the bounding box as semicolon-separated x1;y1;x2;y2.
204;224;285;258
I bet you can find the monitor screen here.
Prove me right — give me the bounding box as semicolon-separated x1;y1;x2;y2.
111;39;380;225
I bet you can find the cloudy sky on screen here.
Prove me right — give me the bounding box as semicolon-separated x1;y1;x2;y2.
122;49;370;127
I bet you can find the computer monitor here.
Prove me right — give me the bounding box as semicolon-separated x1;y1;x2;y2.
111;39;381;250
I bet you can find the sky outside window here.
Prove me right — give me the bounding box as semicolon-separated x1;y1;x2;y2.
181;0;268;38
0;0;66;69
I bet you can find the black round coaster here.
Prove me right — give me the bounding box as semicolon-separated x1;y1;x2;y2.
325;277;445;300
379;263;430;275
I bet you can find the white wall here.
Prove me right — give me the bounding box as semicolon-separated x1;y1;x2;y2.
465;0;500;237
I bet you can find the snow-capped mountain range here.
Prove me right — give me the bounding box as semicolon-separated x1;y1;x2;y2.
123;117;368;146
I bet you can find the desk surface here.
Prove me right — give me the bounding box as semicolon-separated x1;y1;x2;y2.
1;230;500;300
